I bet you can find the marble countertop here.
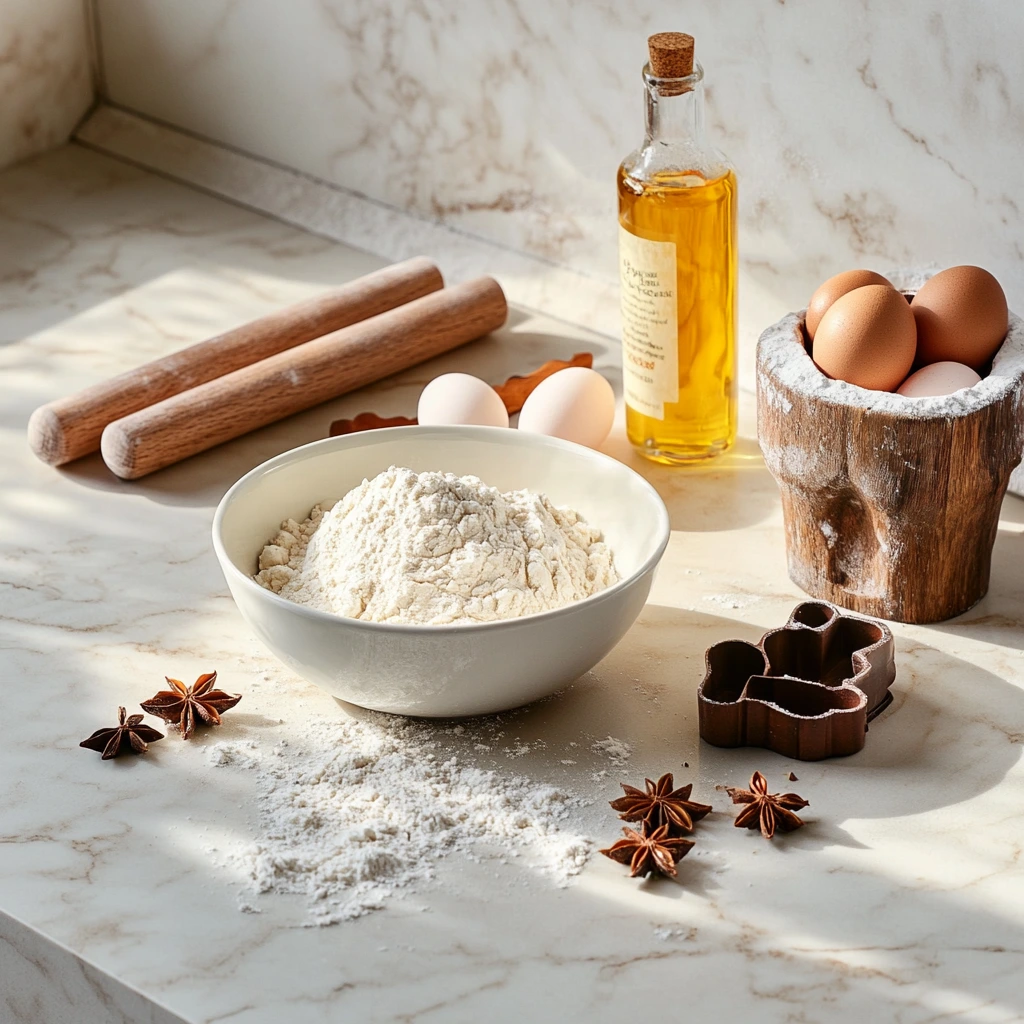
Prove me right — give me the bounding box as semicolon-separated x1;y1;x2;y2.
3;145;1024;1024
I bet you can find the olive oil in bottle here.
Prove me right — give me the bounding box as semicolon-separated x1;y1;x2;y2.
618;32;737;463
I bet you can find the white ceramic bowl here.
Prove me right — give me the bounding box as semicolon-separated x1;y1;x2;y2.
212;426;670;717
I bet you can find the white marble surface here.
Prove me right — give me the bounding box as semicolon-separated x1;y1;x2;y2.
74;105;619;361
3;145;1024;1023
0;0;93;171
93;0;1024;379
1;910;186;1024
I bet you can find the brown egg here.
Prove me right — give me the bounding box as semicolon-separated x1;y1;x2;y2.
805;269;893;339
812;284;917;391
910;266;1008;370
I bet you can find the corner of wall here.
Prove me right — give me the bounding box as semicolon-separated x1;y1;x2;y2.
0;0;97;172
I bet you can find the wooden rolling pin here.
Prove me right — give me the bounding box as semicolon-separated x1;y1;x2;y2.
101;277;508;480
28;257;444;466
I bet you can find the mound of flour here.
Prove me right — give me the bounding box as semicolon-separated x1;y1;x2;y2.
255;466;618;625
208;711;591;926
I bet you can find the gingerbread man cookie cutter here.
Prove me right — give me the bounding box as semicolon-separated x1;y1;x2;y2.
697;601;896;761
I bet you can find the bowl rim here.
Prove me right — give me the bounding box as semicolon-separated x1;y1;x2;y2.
211;425;671;635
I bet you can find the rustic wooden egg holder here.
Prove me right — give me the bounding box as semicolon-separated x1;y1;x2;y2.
697;601;895;761
757;295;1024;624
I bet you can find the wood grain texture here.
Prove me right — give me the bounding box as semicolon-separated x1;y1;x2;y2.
758;314;1024;624
100;277;508;480
27;257;443;466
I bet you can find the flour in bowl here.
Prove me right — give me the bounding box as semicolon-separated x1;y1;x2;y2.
254;466;618;625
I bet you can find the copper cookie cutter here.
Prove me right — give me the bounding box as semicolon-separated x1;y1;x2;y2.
697;601;896;761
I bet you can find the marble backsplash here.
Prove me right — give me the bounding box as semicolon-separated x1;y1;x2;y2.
94;0;1024;332
0;0;93;171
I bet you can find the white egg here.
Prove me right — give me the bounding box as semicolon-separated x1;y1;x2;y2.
896;361;982;398
417;373;509;428
517;367;615;448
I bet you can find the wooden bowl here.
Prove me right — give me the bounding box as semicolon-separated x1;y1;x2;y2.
757;299;1024;624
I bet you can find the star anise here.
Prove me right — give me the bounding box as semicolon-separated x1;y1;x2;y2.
80;707;164;760
140;672;241;740
610;772;712;833
600;823;695;878
727;770;809;840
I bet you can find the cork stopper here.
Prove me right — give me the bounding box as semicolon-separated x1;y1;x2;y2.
647;32;695;95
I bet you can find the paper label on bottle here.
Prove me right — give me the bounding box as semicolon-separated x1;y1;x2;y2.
618;226;678;420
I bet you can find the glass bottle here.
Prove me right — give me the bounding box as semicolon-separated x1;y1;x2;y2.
618;33;737;464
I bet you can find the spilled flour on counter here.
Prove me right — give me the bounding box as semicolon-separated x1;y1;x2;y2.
254;466;618;625
702;592;761;611
591;736;632;765
208;713;591;926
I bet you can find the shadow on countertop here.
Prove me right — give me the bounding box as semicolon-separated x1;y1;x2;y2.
340;603;1023;823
